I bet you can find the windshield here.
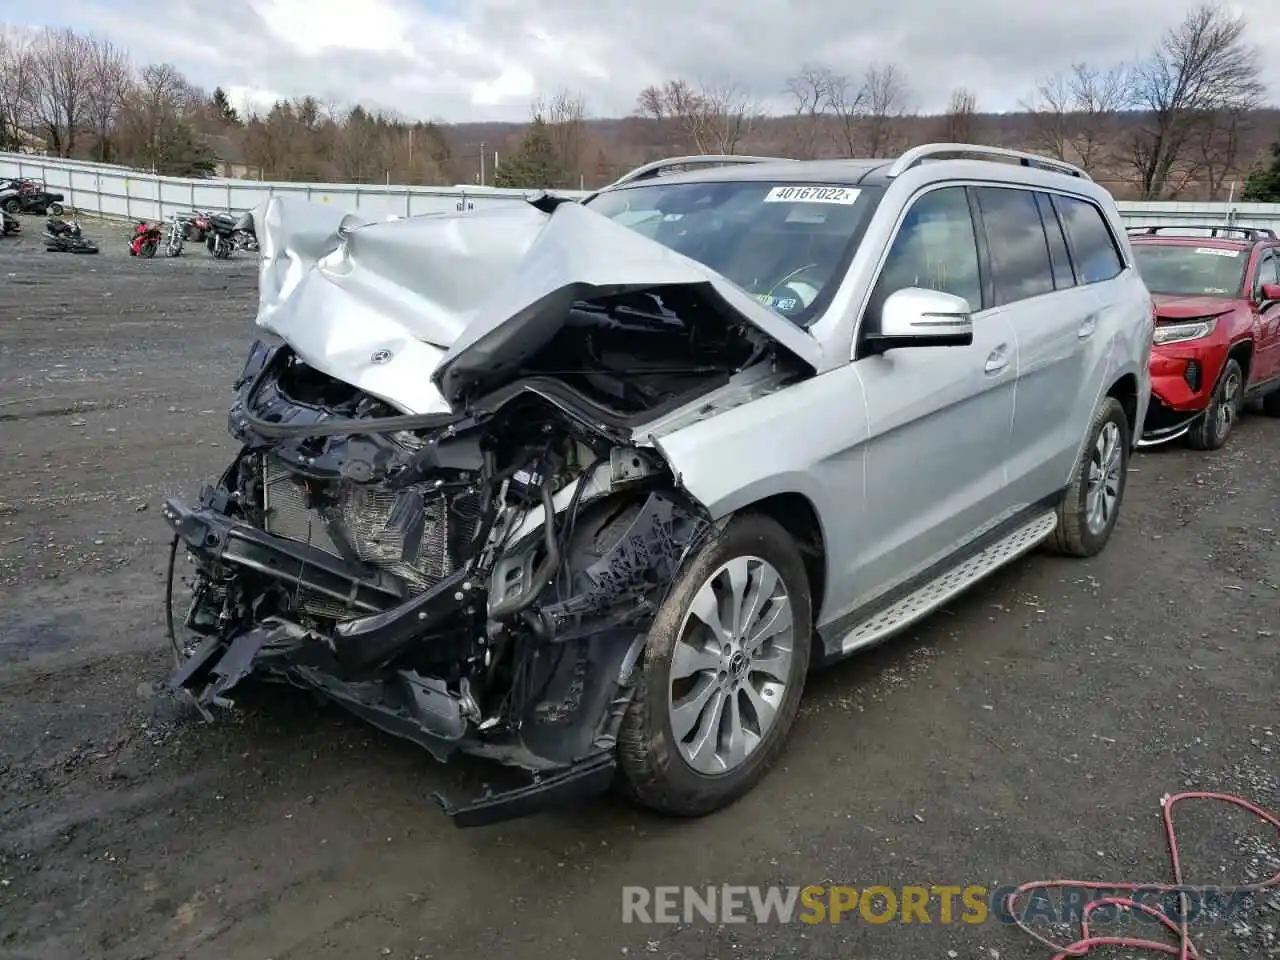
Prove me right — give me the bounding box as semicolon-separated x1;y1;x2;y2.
1131;243;1247;297
583;180;876;324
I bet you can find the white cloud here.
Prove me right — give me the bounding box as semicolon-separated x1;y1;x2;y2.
249;0;414;56
8;0;1280;121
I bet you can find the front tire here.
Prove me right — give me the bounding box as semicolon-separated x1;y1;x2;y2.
616;513;812;817
140;239;158;259
1186;357;1243;450
1044;396;1130;558
47;202;64;217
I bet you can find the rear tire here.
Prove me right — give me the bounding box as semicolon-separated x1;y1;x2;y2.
140;240;158;259
3;199;19;214
1044;396;1130;558
616;513;811;817
47;202;64;217
1186;358;1243;451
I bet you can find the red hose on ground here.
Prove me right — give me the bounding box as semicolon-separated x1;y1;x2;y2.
1006;791;1280;959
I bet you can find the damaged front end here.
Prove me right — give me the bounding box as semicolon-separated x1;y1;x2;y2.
158;194;817;825
159;293;797;824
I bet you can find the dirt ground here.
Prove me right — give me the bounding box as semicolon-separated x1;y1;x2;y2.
1;215;1278;960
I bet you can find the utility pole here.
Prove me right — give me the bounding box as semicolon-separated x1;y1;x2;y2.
479;141;486;186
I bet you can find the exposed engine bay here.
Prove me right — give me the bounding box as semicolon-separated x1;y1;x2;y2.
160;273;807;825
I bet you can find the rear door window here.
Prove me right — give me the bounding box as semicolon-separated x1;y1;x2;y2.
1053;195;1125;284
1035;192;1076;290
974;186;1056;305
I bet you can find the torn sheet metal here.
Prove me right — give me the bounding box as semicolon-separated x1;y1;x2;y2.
252;195;822;416
255;197;553;414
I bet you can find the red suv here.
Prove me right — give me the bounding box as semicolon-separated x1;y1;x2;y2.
1129;225;1280;449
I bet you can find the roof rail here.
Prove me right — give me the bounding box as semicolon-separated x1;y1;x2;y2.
606;154;795;188
886;143;1091;180
1126;224;1276;241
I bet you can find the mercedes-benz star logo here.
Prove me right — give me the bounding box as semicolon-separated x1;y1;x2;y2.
369;349;392;365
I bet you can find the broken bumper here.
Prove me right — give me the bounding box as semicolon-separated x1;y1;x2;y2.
158;496;619;827
1137;395;1206;446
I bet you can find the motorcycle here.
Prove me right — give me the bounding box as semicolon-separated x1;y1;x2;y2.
165;213;194;256
205;211;241;259
3;178;66;216
232;210;258;252
44;217;99;254
1;209;18;237
129;220;164;258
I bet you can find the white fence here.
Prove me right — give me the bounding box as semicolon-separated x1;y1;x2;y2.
0;153;587;221
5;152;1280;231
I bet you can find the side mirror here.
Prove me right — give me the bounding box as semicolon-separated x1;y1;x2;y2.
864;287;975;355
1260;283;1280;303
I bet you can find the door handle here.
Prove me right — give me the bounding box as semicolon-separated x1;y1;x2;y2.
984;344;1010;374
1078;314;1098;338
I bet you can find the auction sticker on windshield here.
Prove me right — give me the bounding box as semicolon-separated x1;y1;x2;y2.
1193;247;1240;257
764;185;861;204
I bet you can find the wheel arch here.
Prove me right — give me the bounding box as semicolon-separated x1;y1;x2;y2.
1106;372;1140;437
1227;338;1254;383
730;490;828;629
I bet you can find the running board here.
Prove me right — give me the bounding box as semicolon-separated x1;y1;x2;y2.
837;511;1059;655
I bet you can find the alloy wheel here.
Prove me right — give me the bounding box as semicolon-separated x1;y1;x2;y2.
1215;369;1241;441
1085;421;1122;536
668;556;795;776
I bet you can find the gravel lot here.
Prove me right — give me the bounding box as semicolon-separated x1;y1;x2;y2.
1;214;1278;960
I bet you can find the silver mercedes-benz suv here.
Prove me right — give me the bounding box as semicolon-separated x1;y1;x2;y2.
161;143;1154;825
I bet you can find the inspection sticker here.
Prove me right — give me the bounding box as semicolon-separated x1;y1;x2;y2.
1193;247;1240;257
763;185;860;204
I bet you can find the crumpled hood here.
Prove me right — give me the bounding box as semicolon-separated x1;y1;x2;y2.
255;195;821;414
256;196;553;414
1151;293;1239;321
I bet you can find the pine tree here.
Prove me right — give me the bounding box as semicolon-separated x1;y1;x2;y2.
211;87;242;127
1241;142;1280;202
493;117;563;189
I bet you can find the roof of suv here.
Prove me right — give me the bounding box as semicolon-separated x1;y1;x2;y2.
623;159;890;189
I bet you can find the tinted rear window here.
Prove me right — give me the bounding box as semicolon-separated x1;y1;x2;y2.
974;187;1055;305
584;180;877;325
1035;193;1076;289
1053;195;1125;284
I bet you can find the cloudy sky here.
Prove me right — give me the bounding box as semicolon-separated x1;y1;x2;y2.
7;0;1280;122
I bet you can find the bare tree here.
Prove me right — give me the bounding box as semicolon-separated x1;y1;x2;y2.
0;29;36;152
1022;63;1133;174
534;88;588;186
784;62;913;159
28;28;96;156
85;38;130;162
698;78;756;154
824;70;868;157
861;63;913;156
635;77;756;155
116;62;204;172
1196;106;1252;199
636;79;700;151
784;64;834;159
1123;2;1265;200
938;88;978;142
